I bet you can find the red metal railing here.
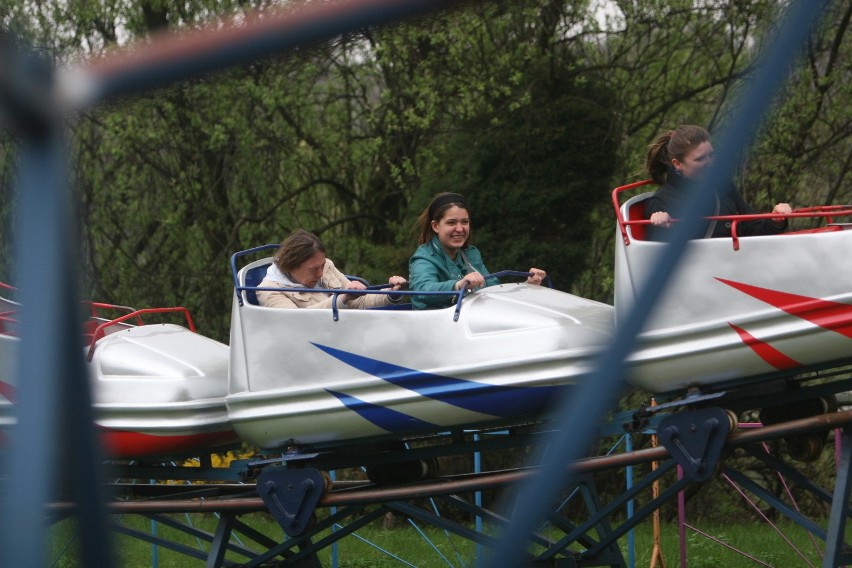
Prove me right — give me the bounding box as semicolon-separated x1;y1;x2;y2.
612;181;852;250
86;307;196;362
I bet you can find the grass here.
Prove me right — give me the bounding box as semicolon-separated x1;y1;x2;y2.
46;512;837;567
625;520;827;568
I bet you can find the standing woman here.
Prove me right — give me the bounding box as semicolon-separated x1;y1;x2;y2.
408;192;547;310
644;124;791;241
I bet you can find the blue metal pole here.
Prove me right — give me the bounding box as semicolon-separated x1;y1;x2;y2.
625;434;634;568
0;126;68;567
475;433;483;566
331;468;338;568
0;41;113;568
151;516;159;567
824;427;852;567
65;0;456;111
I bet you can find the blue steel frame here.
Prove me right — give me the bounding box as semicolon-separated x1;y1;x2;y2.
0;0;846;567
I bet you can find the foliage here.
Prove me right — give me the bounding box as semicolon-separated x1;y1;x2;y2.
743;1;852;218
1;0;847;332
58;0;626;339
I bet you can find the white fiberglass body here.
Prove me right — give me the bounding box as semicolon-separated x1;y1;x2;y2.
227;257;613;448
0;298;237;458
229;193;852;449
616;186;852;395
89;323;237;457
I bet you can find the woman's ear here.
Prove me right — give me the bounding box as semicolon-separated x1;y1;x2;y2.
431;220;439;233
671;158;683;173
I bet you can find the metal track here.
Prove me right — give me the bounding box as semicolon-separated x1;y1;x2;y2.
37;407;852;567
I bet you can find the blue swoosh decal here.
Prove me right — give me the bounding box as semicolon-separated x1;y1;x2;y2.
314;343;561;417
326;389;437;432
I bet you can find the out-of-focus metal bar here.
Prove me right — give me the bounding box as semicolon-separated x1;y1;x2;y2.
0;1;462;566
61;0;457;110
824;426;852;566
0;111;113;565
490;0;838;550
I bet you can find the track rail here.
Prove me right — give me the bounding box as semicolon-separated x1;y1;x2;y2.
38;408;852;518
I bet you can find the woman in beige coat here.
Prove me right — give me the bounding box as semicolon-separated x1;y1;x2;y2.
257;229;407;309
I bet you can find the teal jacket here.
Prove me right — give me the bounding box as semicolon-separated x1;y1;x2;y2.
408;235;497;310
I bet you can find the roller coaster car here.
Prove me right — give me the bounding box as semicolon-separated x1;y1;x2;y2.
227;245;613;449
615;181;852;396
0;290;238;458
4;182;852;461
229;184;852;451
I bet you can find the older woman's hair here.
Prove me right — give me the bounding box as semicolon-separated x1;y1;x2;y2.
273;229;326;273
645;125;711;184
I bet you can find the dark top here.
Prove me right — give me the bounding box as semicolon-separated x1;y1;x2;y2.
644;168;787;241
409;236;498;310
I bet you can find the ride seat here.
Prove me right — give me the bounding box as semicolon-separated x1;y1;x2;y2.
621;192;655;241
243;263;270;306
235;257;273;306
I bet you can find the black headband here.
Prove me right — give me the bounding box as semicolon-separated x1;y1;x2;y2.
428;193;467;221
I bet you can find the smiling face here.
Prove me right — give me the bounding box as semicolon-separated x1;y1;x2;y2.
431;205;470;258
672;140;715;180
290;251;326;287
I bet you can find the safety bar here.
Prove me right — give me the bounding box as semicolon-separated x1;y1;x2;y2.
612;180;656;245
239;267;540;322
230;244;379;308
231;246;547;320
86;307;197;361
613;181;852;249
0;287;143;336
83;301;142;324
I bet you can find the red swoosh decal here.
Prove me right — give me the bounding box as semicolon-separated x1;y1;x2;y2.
0;380;15;403
728;323;801;369
716;278;852;338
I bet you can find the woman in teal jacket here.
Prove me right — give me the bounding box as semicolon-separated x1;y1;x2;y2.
408;192;547;310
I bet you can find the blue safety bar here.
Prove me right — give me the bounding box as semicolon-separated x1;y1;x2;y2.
231;247;544;321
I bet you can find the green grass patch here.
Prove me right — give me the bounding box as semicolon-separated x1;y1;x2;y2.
47;513;837;567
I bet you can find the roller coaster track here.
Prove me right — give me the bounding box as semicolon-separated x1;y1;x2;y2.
34;407;852;566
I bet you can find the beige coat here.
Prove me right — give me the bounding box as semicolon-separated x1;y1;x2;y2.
257;259;397;309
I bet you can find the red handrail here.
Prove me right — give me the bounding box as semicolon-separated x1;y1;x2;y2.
82;300;143;325
86;307;197;361
0;311;18;336
612;181;852;249
612;180;656;245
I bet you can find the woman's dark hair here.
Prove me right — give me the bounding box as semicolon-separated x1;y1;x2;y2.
273;229;326;273
645;125;711;184
414;192;470;245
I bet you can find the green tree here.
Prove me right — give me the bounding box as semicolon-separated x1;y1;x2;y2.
743;1;852;217
571;0;850;301
2;0;848;336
